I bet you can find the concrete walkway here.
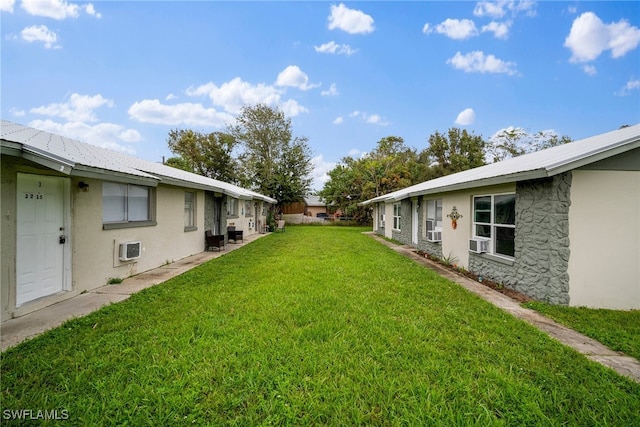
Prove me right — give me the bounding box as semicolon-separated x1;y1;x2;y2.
367;233;640;383
0;233;267;351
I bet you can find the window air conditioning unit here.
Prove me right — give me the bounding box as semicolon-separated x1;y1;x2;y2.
119;241;141;261
427;230;442;242
469;238;489;254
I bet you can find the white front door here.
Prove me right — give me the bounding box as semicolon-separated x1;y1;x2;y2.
16;174;66;306
412;200;419;245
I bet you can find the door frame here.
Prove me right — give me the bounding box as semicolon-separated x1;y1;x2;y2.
15;173;72;306
411;199;419;246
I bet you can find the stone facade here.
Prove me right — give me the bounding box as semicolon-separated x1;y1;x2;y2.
469;172;572;305
416;197;443;259
391;200;412;244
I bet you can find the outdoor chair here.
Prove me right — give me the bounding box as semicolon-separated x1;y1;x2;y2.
205;230;225;252
227;226;244;243
275;220;286;232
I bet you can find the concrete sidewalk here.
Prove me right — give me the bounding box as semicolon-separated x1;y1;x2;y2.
1;233;267;351
368;233;640;383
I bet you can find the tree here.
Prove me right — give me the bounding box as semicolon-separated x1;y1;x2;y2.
486;127;572;163
228;104;313;204
318;136;420;224
166;129;240;183
420;128;486;178
164;156;193;172
318;158;370;223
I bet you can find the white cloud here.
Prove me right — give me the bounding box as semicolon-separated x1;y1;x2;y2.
186;73;309;117
314;41;356;56
474;1;537;18
311;155;337;190
280;99;308;117
21;25;59;49
275;65;319;91
1;0;15;13
28;119;140;155
434;18;478;40
30;93;113;122
10;107;25;117
187;77;282;115
474;1;507;18
582;64;597;76
481;21;511;39
20;0;100;19
83;3;101;18
333;116;344;124
328;3;374;34
347;110;387;126
617;79;640;96
165;93;177;101
565;12;640;63
447;51;518;75
455;108;476;125
321;83;339;97
128;99;234;127
365;114;385;125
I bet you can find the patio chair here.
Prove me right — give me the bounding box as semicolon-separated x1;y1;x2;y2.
227;226;244;243
275;220;285;232
205;230;225;252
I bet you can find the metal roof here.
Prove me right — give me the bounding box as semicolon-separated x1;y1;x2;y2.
1;120;277;204
361;124;640;205
304;196;326;206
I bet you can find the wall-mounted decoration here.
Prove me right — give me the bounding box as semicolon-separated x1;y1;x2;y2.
447;206;462;230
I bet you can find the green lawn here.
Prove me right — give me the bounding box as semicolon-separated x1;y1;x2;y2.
2;226;639;425
523;301;640;361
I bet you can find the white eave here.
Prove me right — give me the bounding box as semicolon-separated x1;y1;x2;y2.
1;120;277;203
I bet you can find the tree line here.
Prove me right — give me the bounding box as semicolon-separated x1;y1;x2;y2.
165;103;571;223
318;128;572;224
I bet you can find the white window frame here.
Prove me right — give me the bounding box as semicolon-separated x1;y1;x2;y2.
184;191;196;230
228;197;238;216
103;182;153;226
472;193;516;259
425;198;443;236
393;203;401;230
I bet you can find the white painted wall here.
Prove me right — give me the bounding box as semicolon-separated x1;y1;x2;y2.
568;170;640;309
440;184;516;269
72;180;206;293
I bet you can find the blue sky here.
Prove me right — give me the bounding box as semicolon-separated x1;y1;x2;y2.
2;1;639;190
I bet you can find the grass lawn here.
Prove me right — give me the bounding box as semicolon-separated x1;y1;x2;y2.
523;301;640;361
2;226;639;425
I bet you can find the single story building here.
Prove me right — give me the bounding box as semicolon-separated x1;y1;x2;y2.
1;120;276;321
282;196;329;218
361;124;640;310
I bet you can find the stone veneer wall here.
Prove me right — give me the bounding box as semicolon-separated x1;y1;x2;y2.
469;172;572;305
416;197;443;259
391;199;413;245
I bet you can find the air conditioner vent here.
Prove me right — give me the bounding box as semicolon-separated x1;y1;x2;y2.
469;238;489;254
119;241;141;261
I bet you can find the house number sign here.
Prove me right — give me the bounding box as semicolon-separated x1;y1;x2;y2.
24;193;44;200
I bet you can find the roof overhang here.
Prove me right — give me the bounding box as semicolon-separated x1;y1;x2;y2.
2;141;75;175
